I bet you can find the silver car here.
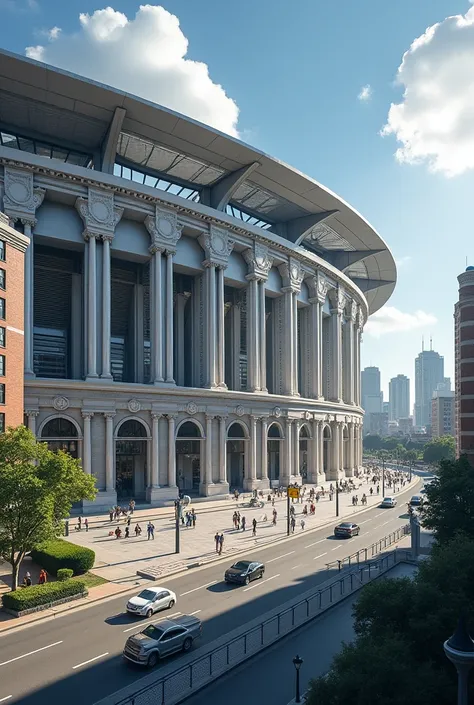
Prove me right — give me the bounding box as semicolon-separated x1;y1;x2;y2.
123;615;202;667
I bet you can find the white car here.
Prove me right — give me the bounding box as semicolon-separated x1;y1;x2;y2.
380;497;397;508
126;587;176;618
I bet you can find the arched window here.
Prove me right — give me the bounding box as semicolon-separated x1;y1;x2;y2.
300;425;310;439
177;421;202;438
42;418;78;438
117;420;147;438
323;425;331;440
227;422;246;439
268;423;282;439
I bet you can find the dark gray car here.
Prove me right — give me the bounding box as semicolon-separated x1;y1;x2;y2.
224;560;265;585
123;615;202;667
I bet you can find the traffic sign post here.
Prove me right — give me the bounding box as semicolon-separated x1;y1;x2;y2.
287;487;299;499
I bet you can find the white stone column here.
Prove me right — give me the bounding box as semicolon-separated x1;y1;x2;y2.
308;298;323;399
293;420;300;479
347;423;354;476
167;414;177;488
285;418;293;482
246;415;258;489
329;289;345;403
259;281;267;392
165;252;174;383
308;419;319;483
206;265;217;388
217;267;226;388
261;417;269;484
151;248;164;383
219;415;227;484
348;312;355;405
26;410;39;437
101;235;113;379
82;412;93;475
331;421;339;479
204;414;214;488
104;412;115;491
282;290;295;395
22;220;35;377
246;277;260;392
151;413;161;488
175;293;190;386
292;294;299;395
319;422;325;478
86;234;98;378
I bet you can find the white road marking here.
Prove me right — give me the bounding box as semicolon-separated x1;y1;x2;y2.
0;641;63;667
313;552;328;560
381;521;392;526
266;551;295;564
243;574;280;592
123;612;181;633
291;564;304;570
72;652;109;670
180;581;217;596
331;545;343;551
305;539;326;548
189;610;201;616
0;696;12;703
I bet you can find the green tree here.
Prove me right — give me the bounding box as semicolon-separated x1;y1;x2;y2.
422;435;455;464
0;426;96;589
420;455;474;543
363;434;383;451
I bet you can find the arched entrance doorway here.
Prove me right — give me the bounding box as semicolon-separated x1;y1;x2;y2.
323;425;331;476
299;425;309;480
116;419;148;501
343;425;349;473
267;423;282;485
41;417;79;458
227;422;247;489
176;421;202;494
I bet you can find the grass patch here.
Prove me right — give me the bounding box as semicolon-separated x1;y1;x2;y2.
73;572;107;589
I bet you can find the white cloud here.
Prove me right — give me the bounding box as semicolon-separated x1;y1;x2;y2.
24;5;239;137
47;26;61;41
358;84;372;101
365;306;437;338
382;5;474;176
395;255;412;267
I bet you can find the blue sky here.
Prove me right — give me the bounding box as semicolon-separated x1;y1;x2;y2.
1;0;472;405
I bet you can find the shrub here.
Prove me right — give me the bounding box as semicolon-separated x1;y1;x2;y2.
31;539;95;576
57;568;74;581
3;579;86;612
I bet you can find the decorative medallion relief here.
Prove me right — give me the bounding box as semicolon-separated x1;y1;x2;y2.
235;405;245;417
53;396;70;411
243;243;273;280
199;225;234;268
186;402;198;415
128;399;141;413
144;205;183;254
272;406;282;418
329;286;346;314
75;187;123;240
3;167;45;222
278;257;304;293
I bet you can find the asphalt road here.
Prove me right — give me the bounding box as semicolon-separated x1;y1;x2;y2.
0;480;420;705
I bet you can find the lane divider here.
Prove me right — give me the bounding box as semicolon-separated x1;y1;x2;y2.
243;574;280;593
266;551;295;564
180;581;218;597
72;652;109;670
0;696;12;703
0;641;63;667
189;610;201;616
304;539;326;548
313;552;328;560
123;612;181;633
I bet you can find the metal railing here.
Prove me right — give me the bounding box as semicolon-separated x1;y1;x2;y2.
102;547;412;705
326;524;411;572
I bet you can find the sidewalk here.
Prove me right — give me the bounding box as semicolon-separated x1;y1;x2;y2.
63;472;419;583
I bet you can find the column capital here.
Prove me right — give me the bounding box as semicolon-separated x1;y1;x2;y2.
249;414;260;423
205;413;215;421
166;413;179;421
278;257;304;293
2;166;45;223
81;411;94;420
307;272;330;304
75;187;123;242
356;305;365;332
243;243;273;281
25;409;39;418
199;225;234;268
145;205;182;255
151;412;162;421
103;412;116;420
328;286;346;315
217;414;228;422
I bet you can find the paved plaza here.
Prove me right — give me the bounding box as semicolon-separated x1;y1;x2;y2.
65;472;417;583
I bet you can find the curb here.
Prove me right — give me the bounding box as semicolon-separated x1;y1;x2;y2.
0;476;421;635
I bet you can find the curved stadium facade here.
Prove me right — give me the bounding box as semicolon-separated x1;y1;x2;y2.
0;50;396;510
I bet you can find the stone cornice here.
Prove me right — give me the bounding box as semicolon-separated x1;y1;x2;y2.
0;212;30;252
0;153;368;319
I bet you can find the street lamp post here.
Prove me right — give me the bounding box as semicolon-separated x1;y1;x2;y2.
382;456;386;496
444;615;474;705
335;481;339;517
293;655;304;703
174;499;181;554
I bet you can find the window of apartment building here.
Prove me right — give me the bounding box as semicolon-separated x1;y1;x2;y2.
0;240;5;262
0;269;5;290
0;413;4;433
0;355;6;376
0;384;5;404
0;327;5;348
0;298;5;320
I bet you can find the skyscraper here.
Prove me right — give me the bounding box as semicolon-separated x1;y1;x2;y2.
389;374;410;421
414;343;444;429
361;367;383;432
454;266;474;463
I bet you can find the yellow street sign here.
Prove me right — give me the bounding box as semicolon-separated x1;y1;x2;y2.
287;487;300;499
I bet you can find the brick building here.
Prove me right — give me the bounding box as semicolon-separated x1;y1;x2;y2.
0;212;28;432
454;267;474;464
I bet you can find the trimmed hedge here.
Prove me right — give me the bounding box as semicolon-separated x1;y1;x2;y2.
3;579;86;612
57;568;74;581
31;539;95;576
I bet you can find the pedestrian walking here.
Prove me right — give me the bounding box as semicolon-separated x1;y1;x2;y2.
376;485;380;495
23;572;32;587
218;533;224;555
252;518;257;536
77;516;82;532
241;516;246;531
115;526;121;539
84;518;89;532
38;569;47;585
291;516;296;533
300;518;305;530
191;510;196;528
129;499;135;514
147;521;155;540
109;509;113;522
135;523;142;536
215;531;220;552
125;526;130;538
127;516;131;527
272;508;277;525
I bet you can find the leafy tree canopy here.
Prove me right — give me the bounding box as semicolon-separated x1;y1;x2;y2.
0;426;96;589
422;435;455;463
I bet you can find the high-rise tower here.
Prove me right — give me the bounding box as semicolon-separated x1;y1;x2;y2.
414;341;444;429
455;266;474;463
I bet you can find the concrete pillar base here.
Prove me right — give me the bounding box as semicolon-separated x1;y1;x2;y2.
82;491;117;514
243;478;260;491
146;486;178;504
200;482;227;497
259;478;270;491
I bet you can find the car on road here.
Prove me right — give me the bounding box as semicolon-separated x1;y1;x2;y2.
126;587;176;618
123;615;202;667
224;560;265;585
409;495;423;506
334;522;360;538
380;497;397;508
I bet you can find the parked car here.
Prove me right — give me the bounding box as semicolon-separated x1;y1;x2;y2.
380;497;397;508
123;615;202;667
126;587;176;618
224;560;265;585
334;522;360;538
409;495;423;506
